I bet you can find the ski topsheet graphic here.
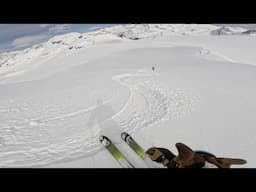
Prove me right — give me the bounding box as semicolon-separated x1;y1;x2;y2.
121;132;148;160
121;132;157;168
99;135;134;168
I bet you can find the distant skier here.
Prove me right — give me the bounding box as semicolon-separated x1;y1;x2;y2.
152;66;155;71
145;143;247;168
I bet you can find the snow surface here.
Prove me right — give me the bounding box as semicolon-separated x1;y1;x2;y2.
0;24;255;167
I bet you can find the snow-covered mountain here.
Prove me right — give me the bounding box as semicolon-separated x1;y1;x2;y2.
0;24;256;168
0;24;252;72
210;26;248;35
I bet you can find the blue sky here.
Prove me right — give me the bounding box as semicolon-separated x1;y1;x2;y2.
0;24;116;52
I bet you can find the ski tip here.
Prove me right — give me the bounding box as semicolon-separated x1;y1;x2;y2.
99;135;104;143
99;135;112;144
121;132;129;141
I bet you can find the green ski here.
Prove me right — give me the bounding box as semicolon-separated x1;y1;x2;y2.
99;135;135;168
121;132;156;168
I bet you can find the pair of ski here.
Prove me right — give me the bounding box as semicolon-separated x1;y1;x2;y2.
99;132;152;168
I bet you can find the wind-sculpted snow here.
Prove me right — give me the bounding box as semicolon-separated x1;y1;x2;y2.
0;72;197;167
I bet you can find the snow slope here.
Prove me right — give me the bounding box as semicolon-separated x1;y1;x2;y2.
1;24;251;81
0;24;256;167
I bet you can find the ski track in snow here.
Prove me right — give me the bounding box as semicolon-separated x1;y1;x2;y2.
0;71;198;167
